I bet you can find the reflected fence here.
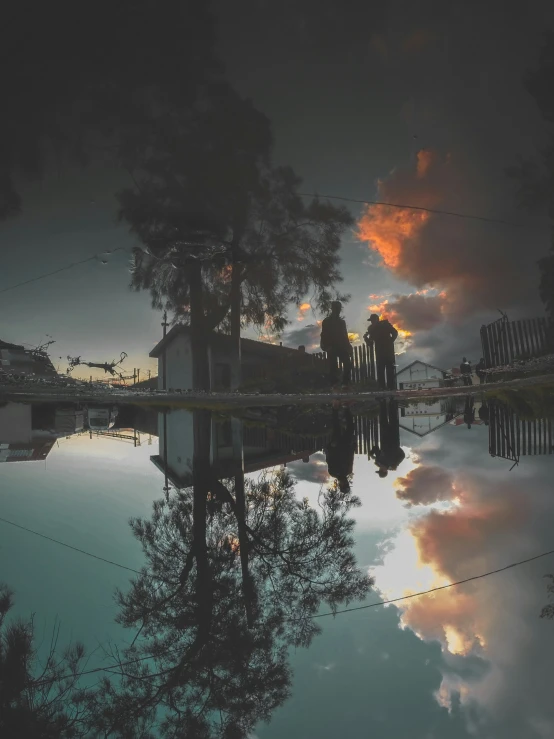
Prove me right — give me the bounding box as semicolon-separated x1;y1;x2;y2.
489;402;553;466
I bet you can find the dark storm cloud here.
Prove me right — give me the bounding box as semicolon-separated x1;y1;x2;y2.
358;150;548;325
381;292;446;333
282;323;321;350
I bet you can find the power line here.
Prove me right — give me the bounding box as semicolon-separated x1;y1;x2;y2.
312;547;554;619
28;545;554;687
298;192;525;227
0;516;143;577
0;248;128;296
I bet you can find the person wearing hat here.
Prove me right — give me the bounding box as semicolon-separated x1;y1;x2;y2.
320;301;353;386
326;403;356;492
363;313;398;390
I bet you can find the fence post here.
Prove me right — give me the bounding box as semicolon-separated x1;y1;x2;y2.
480;325;491;368
369;342;375;381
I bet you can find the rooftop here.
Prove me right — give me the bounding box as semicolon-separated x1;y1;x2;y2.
150;324;309;360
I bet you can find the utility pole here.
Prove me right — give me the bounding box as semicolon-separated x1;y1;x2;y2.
162;310;169;390
137;368;140;385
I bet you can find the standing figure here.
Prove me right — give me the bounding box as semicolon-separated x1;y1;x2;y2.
320;301;353;386
460;357;473;386
464;395;475;429
326;403;356;492
476;357;487;384
364;314;398;390
370;399;405;478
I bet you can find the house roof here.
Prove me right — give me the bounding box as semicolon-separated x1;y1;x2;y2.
396;359;447;376
150;324;310;360
0;339;25;351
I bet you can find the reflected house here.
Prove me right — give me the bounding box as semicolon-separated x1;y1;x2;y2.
150;410;324;488
399;398;459;437
0;403;84;463
396;360;449;391
149;327;329;485
149;325;313;391
0;339;57;379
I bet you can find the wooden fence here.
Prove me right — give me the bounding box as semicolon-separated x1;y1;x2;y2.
311;343;377;384
480;315;553;368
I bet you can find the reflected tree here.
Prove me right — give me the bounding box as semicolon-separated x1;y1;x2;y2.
89;455;371;736
0;584;96;738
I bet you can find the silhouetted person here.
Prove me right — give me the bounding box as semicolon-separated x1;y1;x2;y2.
320;301;353;386
464;396;475;429
364;314;398;390
326;405;356;492
460;357;473;386
478;401;489;426
370;399;405;478
476;358;487;384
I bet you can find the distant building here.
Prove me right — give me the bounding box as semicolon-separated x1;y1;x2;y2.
396;360;449;391
149;325;312;391
0;403;83;463
0;340;57;379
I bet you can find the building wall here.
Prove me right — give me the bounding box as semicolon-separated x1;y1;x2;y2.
397;361;445;390
402;400;443;417
0;402;32;443
158;410;195;481
157;334;194;391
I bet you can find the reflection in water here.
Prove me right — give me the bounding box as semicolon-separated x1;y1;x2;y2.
1;388;553;736
1;404;372;736
370;400;405;478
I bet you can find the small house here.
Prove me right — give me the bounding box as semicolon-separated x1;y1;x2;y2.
149;325;313;391
399;398;459;437
395;360;448;391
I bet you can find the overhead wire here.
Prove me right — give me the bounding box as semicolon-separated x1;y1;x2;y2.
298;192;526;227
16;527;554;687
0;515;144;577
0;247;128;296
0;188;536;300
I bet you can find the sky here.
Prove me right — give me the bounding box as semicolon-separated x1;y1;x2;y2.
282;416;554;739
4;404;553;737
1;0;554;378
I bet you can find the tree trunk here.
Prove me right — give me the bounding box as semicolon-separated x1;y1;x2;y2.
230;261;243;390
192;409;213;640
188;261;210;392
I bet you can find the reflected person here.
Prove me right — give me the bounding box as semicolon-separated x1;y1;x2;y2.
464;395;475;429
370;399;405;478
326;403;356;492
